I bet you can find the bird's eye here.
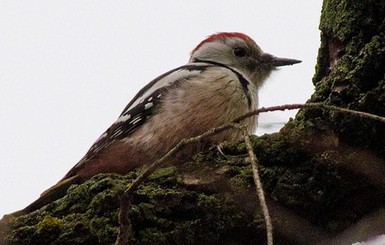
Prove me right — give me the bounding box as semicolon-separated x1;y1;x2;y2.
233;47;247;57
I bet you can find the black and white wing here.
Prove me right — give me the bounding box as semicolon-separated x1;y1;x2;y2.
74;64;210;166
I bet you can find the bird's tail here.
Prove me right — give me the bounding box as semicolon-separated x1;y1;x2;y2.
6;175;79;217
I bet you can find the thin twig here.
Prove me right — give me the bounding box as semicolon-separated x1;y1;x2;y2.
115;193;132;245
243;128;273;245
115;122;240;245
234;103;385;124
125;122;240;194
116;102;385;244
126;103;385;196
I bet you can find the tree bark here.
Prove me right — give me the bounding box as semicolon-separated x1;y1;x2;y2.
1;0;385;244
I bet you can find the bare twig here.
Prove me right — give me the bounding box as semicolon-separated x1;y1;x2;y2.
125;122;241;194
115;102;385;244
115;122;240;245
125;103;385;196
234;103;385;124
115;193;132;245
243;128;273;245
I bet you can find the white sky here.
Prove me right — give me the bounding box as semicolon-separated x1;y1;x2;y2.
0;1;322;216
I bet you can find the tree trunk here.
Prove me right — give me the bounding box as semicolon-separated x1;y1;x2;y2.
1;1;385;244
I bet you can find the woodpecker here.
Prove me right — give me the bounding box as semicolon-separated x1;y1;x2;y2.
12;32;301;216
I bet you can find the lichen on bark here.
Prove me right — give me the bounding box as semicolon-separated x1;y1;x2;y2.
1;162;265;245
2;0;385;244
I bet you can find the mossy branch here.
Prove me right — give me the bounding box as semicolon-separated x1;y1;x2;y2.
115;102;385;244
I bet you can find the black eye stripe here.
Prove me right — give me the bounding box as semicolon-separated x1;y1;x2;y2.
233;47;247;57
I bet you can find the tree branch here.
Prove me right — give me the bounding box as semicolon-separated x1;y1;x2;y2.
243;128;273;245
115;102;385;244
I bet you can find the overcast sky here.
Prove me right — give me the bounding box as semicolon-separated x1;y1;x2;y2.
0;1;322;216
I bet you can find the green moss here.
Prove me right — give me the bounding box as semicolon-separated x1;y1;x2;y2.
148;166;177;185
320;1;384;41
307;0;385;155
37;215;61;228
138;227;167;245
312;34;329;85
2;1;385;243
3;128;385;243
230;169;253;188
3;163;260;243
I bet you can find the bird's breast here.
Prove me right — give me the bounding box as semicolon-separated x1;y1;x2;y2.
126;68;258;159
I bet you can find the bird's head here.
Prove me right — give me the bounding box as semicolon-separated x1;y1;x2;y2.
189;32;301;88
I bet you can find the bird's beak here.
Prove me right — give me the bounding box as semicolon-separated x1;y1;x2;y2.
262;53;302;67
